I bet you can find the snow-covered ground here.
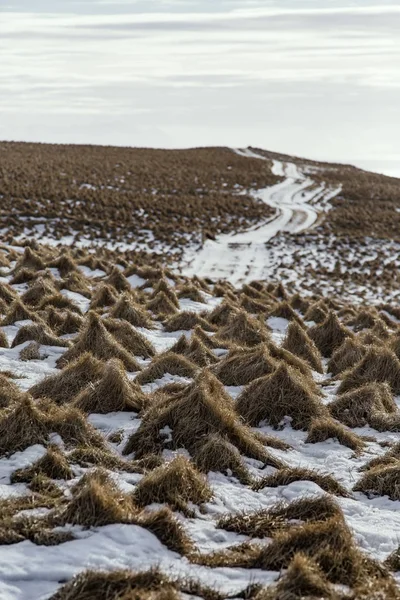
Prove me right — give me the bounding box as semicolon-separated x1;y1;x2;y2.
182;149;341;284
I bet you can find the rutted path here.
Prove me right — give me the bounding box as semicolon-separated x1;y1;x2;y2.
182;148;341;284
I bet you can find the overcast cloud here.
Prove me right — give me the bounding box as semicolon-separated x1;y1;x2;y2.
0;0;399;176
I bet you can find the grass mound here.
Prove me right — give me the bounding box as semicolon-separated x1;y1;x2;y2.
19;341;42;361
177;283;205;302
135;352;197;385
212;345;277;386
147;291;179;317
282;321;323;373
56;470;136;527
0;327;8;349
304;300;329;323
0;396;51;456
134;455;213;514
138;507;194;555
69;446;146;473
0;281;17;305
44;402;105;448
266;341;314;379
185;336;219;367
0;374;23;408
308;312;353;357
12;323;68;348
207;301;239;326
11;445;73;483
38;293;82;314
236;363;326;430
215;310;270;347
306;417;365;453
57;310;84;335
385;547;400;572
89;283;118;309
270;301;305;326
60;271;92;298
327;337;368;376
338;346;400;394
218;496;343;538
329;383;398;429
30;352;104;404
103;318;155;358
21;278;58;306
259;553;339;600
164;311;216;332
194;434;252;484
13;246;45;273
192;324;224;349
56;311;141;371
110;293;155;328
74;358;147;413
2;299;43;326
125;369;283;467
354;464;400;500
253;466;349;497
149;279;179;307
104;266;131;292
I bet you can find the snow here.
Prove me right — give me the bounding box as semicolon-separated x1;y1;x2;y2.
182;150;342;284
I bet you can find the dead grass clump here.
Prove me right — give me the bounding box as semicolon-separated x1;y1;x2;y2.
149;279;179;307
289;293;311;314
196;517;356;582
57;311;141;371
11;445;73;483
177;284;205;302
48;404;105;448
385;547;400;572
57;310;84;335
38;293;82;314
135;352;197;385
125;370;282;468
90;283;119;311
56;470;136;527
20;341;42;361
207;301;238;326
147;292;179;317
282;321;323;373
14;246;44;273
0;328;8;349
270;301;305;326
337;346;400;394
0;374;23;408
69;446;141;473
192;325;224;349
47;253;77;277
259;553;339;600
186;336;219;367
134;455;212;514
239;294;270;315
350;309;381;332
12;323;68;348
215;311;270;347
306;417;365;453
60;271;91;298
266;341;315;379
304;301;329;323
1;299;43;325
327;337;368;376
253;467;349;497
354;464;400;500
0;395;51;456
49;568;179;600
30;352;103;404
169;334;189;355
104;266;131;292
138;507;194;555
164;311;216;332
218;495;343;539
21;278;58;306
329;383;398;429
194;434;252;485
74;358;147;413
110;293;155;329
309;312;353;357
212;345;277;386
103;318;155;358
236;363;326;430
0;281;17;305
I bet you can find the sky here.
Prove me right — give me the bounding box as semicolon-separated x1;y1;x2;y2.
1;0;399;176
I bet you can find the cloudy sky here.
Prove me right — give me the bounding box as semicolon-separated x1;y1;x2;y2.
1;0;399;175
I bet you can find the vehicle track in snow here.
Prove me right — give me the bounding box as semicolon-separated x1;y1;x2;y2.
182;148;341;284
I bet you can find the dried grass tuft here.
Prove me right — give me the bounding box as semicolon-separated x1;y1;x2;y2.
147;291;179;317
236;363;326;430
134;455;213;513
110;293;155;329
354;464;400;500
89;283;118;310
309;312;353;357
12;323;68;348
57;311;141;371
135;352;197;385
327;337;368;376
215;310;270;347
212;345;277;386
253;467;350;497
337;346;400;395
30;352;104;404
164;311;216;333
103;317;156;358
73;358;147;413
329;383;398;429
305;417;365;453
194;434;252;485
11;445;73;483
0;374;23;408
283;321;323;373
